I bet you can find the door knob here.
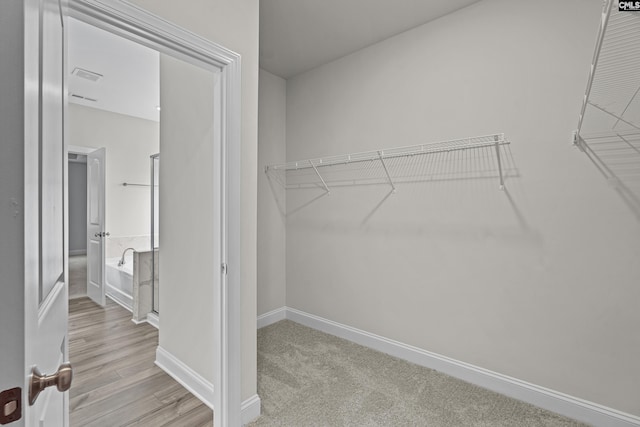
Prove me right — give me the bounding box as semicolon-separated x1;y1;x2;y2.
28;362;72;406
94;232;110;238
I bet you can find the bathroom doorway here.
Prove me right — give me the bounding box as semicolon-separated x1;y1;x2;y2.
68;151;88;300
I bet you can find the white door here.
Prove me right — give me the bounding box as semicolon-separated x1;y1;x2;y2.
86;148;106;306
0;0;70;426
25;0;71;424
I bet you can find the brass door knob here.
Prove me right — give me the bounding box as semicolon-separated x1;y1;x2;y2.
28;362;73;406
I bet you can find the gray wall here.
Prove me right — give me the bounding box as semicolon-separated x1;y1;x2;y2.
284;0;640;417
129;0;259;401
258;69;287;316
158;53;217;382
68;161;87;253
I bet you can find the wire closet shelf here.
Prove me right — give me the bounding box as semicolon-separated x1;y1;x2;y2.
574;0;640;217
266;133;510;193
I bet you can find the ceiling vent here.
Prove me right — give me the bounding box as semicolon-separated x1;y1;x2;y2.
71;67;103;82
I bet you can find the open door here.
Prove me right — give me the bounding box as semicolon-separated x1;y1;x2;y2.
0;0;70;425
86;148;106;306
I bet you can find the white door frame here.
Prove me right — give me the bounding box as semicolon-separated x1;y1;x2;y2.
67;2;242;426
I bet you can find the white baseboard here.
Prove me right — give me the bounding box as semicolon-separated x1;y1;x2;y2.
106;286;133;312
155;346;215;409
241;394;261;425
257;306;287;329
279;307;640;427
155;346;262;424
146;312;159;329
69;249;86;256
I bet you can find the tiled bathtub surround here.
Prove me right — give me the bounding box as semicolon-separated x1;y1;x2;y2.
132;249;159;323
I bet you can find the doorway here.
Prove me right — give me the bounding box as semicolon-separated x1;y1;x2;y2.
67;151;88;299
67;1;243;424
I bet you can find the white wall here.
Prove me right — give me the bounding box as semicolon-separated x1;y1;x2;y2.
157;53;217;382
258;69;287;315
68;161;87;253
285;0;640;417
128;0;259;401
68;104;159;253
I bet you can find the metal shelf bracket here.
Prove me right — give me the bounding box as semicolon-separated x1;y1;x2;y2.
377;150;396;193
309;159;330;193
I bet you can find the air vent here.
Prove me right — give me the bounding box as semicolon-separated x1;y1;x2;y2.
71;67;103;82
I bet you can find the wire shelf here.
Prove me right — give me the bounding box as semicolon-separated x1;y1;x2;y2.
266;133;512;192
575;0;640;219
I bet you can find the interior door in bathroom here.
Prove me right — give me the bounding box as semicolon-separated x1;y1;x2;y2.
86;147;106;306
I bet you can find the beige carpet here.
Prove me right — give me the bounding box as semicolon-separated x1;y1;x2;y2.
250;320;588;427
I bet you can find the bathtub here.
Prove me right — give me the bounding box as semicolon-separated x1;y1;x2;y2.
105;253;134;311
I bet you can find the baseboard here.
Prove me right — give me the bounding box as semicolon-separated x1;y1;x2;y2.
257;306;287;329
155;346;215;409
241;394;261;425
284;307;640;427
105;286;133;312
146;312;159;329
155;346;262;424
69;249;86;256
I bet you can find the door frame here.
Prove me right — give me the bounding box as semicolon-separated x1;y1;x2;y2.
68;2;242;426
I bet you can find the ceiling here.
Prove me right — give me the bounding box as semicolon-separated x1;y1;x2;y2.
260;0;482;79
68;18;160;122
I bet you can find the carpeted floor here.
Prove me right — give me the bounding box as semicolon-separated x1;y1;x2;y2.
250;320;588;427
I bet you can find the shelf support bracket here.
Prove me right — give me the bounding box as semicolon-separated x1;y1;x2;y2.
309;160;330;193
493;136;505;190
378;151;396;193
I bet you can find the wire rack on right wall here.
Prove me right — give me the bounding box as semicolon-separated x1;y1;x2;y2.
574;0;640;218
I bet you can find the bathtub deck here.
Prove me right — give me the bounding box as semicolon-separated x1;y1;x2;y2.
69;297;213;426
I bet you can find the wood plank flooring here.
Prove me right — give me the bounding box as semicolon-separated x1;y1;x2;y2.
69;297;213;426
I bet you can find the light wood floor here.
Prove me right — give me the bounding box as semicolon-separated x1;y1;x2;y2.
69;297;213;426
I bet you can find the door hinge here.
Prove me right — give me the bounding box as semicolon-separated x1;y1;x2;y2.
221;263;227;275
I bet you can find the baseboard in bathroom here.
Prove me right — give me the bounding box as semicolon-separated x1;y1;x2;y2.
155;346;262;425
155;346;214;409
146;312;159;329
106;285;133;312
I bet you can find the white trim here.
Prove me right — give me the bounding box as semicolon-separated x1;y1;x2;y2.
155;347;261;425
257;307;287;329
146;311;159;329
241;394;261;425
131;311;158;329
68;249;86;256
105;287;133;312
68;145;96;155
281;307;640;427
68;2;243;426
155;346;215;410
